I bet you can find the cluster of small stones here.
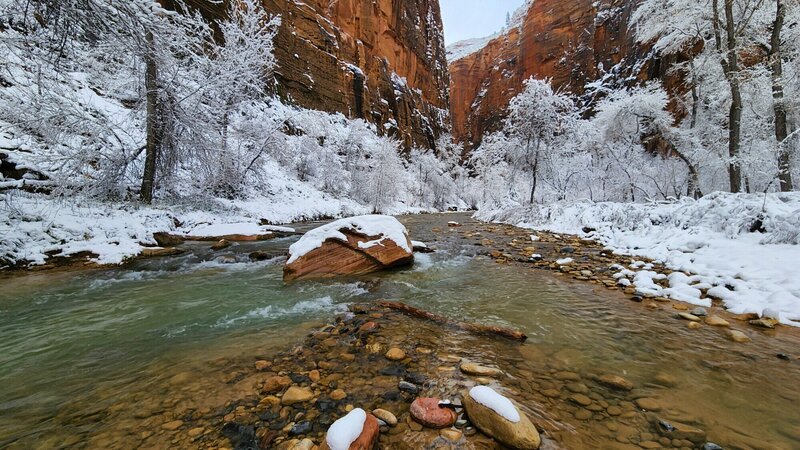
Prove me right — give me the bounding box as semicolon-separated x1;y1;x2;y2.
188;304;729;450
458;223;786;346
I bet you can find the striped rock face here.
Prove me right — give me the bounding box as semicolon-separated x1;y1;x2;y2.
283;228;413;282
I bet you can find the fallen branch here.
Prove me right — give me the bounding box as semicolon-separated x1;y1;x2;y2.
378;301;528;342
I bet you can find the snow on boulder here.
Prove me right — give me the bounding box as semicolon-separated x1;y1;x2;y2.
183;222;295;242
284;215;414;282
320;408;379;450
462;386;540;450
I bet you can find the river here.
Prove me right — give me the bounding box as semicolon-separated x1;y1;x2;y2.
1;213;798;449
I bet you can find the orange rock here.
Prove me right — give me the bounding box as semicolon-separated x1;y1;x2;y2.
284;229;413;282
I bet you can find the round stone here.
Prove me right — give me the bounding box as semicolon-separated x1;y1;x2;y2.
410;397;457;429
385;348;406;361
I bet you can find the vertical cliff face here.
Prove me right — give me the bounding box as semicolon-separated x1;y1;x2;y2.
449;0;676;148
183;0;450;150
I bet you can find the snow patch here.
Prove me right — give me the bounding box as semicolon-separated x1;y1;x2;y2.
469;386;520;423
287;215;411;264
326;408;366;450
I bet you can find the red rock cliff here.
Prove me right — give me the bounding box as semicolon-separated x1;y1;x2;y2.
449;0;678;148
181;0;450;150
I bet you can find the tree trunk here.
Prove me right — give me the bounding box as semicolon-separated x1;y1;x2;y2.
724;0;743;193
140;30;159;203
713;0;743;193
529;141;539;204
770;0;794;191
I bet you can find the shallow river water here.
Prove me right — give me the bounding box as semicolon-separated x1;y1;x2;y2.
1;213;798;449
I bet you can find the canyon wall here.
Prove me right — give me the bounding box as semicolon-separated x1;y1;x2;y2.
182;0;450;150
449;0;679;148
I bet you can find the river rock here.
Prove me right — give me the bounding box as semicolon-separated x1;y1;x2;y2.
372;409;397;426
330;389;347;401
704;316;730;327
211;239;232;250
319;412;379;450
162;420;183;431
460;363;502;377
597;374;634;391
655;417;706;443
140;247;184;258
677;312;701;322
385;348;406;361
440;429;463;442
570;394;592;407
410;397;457;428
153;232;185;247
462;391;540;449
635;398;662;411
283;216;414;282
282;386;314;405
750;318;779;328
398;381;420;394
264;376;293;394
727;329;751;343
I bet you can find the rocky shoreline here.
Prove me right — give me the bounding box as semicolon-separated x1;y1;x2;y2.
189;303;723;450
465;221;795;340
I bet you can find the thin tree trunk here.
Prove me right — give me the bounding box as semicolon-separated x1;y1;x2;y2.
724;0;743;192
770;0;794;191
713;0;743;193
529;140;539;204
140;30;159;203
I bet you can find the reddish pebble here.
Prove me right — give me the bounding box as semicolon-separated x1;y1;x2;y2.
358;321;379;333
410;397;457;429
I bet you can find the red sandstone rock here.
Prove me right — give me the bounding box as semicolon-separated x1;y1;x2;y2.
410;397;457;429
449;0;687;148
319;413;380;450
283;229;413;282
177;0;450;150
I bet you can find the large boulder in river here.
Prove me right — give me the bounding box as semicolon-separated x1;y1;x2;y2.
462;386;540;450
284;215;414;282
319;408;379;450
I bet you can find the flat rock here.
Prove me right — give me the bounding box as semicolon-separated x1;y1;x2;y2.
263;376;292;394
750;318;779;328
372;409;397;426
727;329;751;343
410;397;457;429
162;420;183;431
462;391;541;449
460;362;502;377
635;398;662;411
597;374;634;391
677;312;701;322
281;386;314;405
704;316;730;327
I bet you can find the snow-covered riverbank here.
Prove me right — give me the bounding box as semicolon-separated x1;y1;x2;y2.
0;190;432;269
477;192;800;326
